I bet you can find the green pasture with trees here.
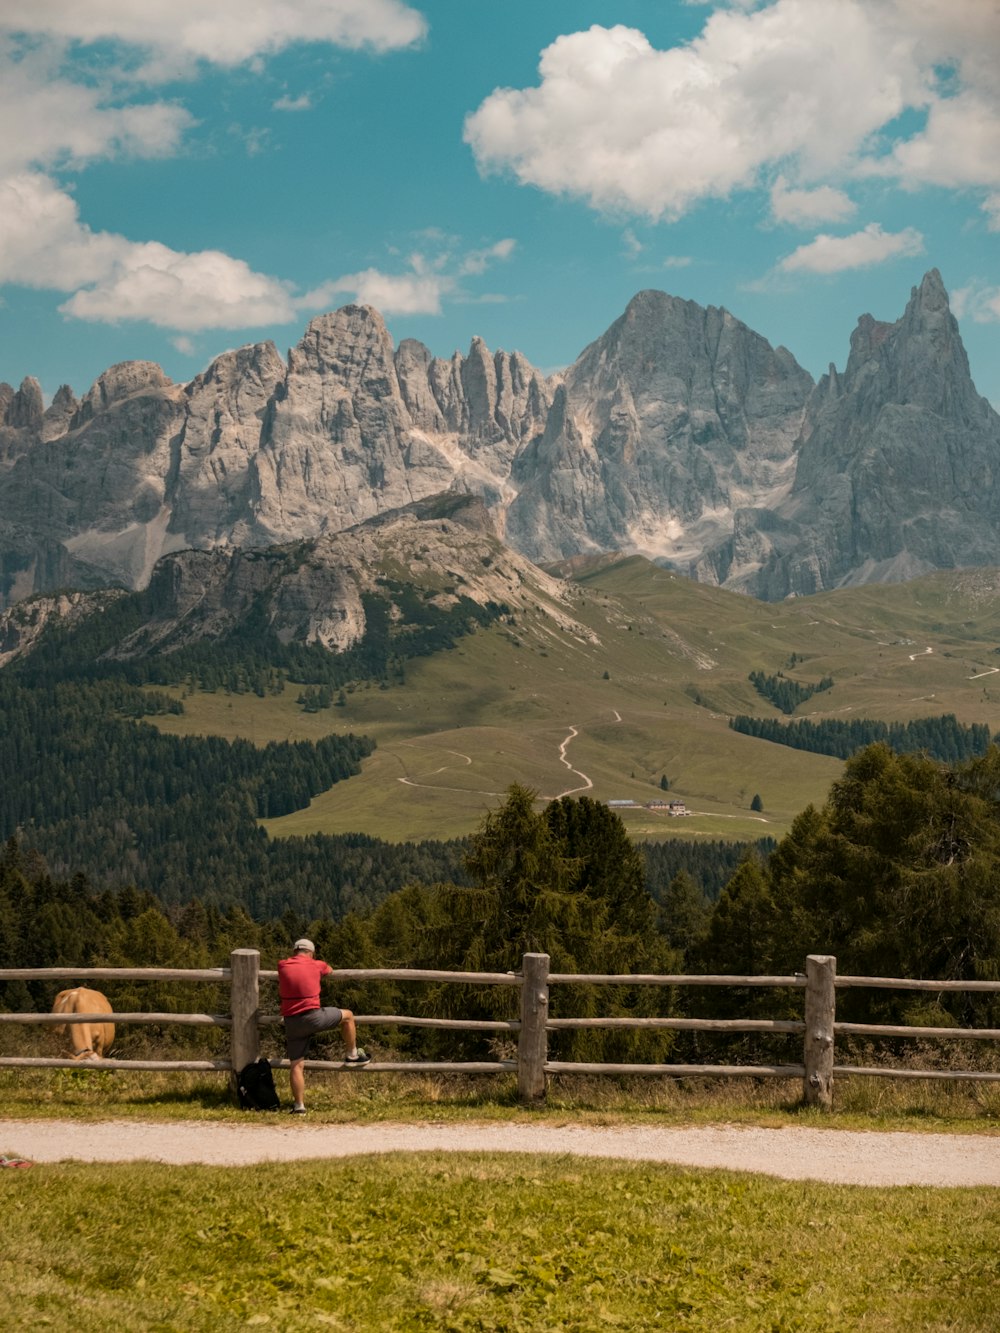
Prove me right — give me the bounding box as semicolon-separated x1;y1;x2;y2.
8;558;1000;856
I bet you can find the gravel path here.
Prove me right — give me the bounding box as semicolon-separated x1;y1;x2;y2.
3;1119;1000;1186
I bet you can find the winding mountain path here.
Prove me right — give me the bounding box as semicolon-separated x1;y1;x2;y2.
3;1119;999;1187
550;725;593;798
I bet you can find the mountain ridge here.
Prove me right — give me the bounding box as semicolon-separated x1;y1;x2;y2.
1;268;997;608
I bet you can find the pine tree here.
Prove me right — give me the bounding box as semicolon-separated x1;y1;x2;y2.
660;871;710;961
698;856;776;978
459;783;577;971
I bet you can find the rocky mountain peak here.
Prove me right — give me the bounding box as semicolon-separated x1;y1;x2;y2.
42;385;79;441
840;265;977;423
190;340;285;395
3;377;44;430
912;266;949;310
724;268;1000;598
71;361;174;429
290;304;395;388
506;283;814;566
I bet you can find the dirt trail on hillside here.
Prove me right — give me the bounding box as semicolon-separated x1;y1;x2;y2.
3;1119;999;1186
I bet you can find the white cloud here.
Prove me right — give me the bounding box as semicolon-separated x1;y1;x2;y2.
0;1;427;72
306;268;447;316
0;41;193;176
662;255;693;269
770;175;856;226
984;195;1000;232
273;93;313;113
0;172;298;330
61;245;298;330
464;1;1000;221
171;335;196;354
0;171;513;329
0;3;430;334
952;283;1000;324
303;237;517;316
622;228;643;259
777;223;925;275
457;238;516;276
0;172;138;290
871;92;1000;190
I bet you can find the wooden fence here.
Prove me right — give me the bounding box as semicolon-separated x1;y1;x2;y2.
2;951;1000;1109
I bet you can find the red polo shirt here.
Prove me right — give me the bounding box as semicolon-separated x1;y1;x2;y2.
278;955;333;1016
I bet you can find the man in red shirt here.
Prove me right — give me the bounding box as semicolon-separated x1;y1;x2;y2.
278;938;370;1113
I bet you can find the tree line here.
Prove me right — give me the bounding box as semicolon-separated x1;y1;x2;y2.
748;669;834;714
0;676;373;826
730;712;995;763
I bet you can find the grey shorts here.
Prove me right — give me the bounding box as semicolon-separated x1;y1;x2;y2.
283;1006;343;1061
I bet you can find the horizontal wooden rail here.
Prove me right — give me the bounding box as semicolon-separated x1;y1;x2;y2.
548;973;805;987
4;965;995;991
835;1022;1000;1040
546;1017;805;1032
834;1065;1000;1083
0;1056;518;1074
257;1013;520;1032
290;1059;517;1073
836;976;1000;992
0;1011;231;1027
0;967;228;982
0;1057;230;1071
545;1061;806;1078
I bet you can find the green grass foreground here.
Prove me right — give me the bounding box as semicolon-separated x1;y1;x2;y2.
3;1066;1000;1133
2;1151;998;1332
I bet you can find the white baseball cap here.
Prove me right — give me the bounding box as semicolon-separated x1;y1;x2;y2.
293;938;316;953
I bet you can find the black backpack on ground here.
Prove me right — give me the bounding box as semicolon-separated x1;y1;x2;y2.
236;1057;280;1111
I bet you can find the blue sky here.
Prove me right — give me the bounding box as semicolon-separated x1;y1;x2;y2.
1;0;999;406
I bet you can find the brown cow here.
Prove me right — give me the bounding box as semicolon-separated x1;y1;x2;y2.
52;987;115;1060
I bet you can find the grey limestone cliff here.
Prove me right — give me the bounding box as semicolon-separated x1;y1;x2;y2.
0;307;552;607
716;270;1000;598
505;289;814;564
0;270;996;608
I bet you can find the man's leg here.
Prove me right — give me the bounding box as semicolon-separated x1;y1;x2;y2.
340;1009;359;1057
339;1009;371;1064
290;1057;306;1107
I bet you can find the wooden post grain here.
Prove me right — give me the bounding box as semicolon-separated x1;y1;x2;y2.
803;954;836;1110
518;952;549;1104
229;948;261;1094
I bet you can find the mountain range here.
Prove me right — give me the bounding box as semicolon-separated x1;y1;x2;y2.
1;268;997;610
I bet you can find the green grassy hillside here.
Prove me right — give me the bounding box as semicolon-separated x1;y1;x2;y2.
152;562;1000;843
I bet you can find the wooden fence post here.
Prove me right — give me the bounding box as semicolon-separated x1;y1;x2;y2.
803;953;836;1110
518;952;549;1104
229;948;261;1093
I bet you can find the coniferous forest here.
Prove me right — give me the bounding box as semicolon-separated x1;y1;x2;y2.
730;711;994;762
